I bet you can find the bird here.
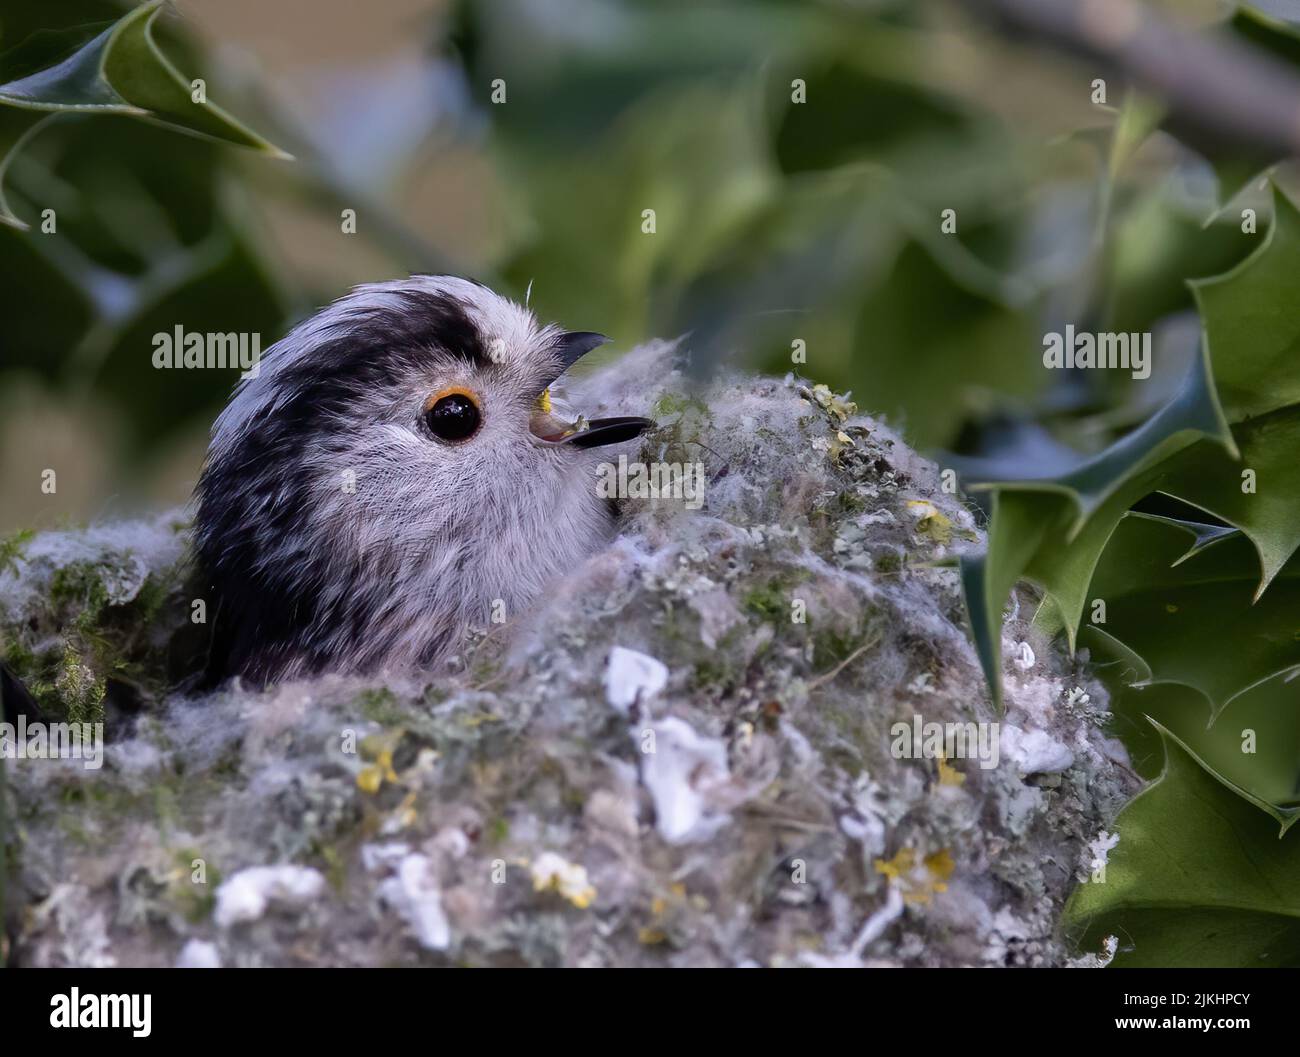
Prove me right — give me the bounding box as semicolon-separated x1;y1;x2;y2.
190;275;653;687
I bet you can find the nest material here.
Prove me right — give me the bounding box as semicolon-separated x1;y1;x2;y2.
0;345;1133;967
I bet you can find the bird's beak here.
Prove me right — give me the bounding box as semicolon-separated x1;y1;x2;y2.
551;331;611;376
554;415;655;448
530;331;655;449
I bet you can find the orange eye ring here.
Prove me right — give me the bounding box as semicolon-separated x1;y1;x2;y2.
423;385;480;414
423;386;483;442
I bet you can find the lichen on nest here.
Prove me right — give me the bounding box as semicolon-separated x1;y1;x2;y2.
0;342;1134;967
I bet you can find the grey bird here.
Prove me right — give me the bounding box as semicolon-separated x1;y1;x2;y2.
191;275;653;686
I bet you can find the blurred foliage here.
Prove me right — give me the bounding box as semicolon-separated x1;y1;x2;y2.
0;0;298;521
7;0;1300;966
0;0;1266;517
449;0;1056;447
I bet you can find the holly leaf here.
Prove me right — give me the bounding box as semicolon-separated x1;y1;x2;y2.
1080;508;1300;718
0;0;287;229
1155;413;1300;597
1146;187;1300;596
965;184;1300;708
0;107;55;229
1104;675;1300;831
1193;186;1300;423
99;2;286;153
1065;722;1300;967
1055;187;1300;826
960;345;1233;706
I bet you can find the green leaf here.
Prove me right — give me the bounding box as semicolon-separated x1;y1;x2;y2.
771;57;971;177
961;345;1234;705
99;1;285;153
1094;90;1165;187
960;493;1050;707
966;184;1300;707
1080;513;1300;717
0;20;127;110
0;106;53;230
1229;1;1300;65
1156;410;1300;596
1043;186;1300;834
1077;512;1300;821
1105;676;1300;830
1192;185;1300;423
0;108;298;453
499;75;777;343
1124;187;1300;598
0;0;287;229
1065;722;1300;967
1119;510;1241;564
845;234;1041;450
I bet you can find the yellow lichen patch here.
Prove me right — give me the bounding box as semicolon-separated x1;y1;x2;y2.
458;711;501;729
390;789;419;830
874;847;913;883
924;849;955;890
874;846;956;905
906;500;976;545
356;732;402;794
828;429;855;461
809;383;858;422
650;882;687;917
356;749;398;793
642;882;692;946
530;852;597;909
937;753;965;787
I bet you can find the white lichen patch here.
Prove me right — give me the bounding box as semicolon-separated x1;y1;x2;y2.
2;343;1134;967
214;865;327;928
175;938;221;969
603;646;669;713
375;853;452;951
1083;830;1121;881
638;716;732;845
1000;724;1076;777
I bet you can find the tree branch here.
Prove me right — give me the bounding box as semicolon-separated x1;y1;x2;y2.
967;0;1300;164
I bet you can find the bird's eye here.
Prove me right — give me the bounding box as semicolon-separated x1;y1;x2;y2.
423;387;482;442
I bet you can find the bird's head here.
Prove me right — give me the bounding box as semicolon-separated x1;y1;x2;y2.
193;275;652;682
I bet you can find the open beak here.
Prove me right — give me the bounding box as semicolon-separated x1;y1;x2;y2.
530;331;655;449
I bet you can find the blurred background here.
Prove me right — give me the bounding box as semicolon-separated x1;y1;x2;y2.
0;0;1290;533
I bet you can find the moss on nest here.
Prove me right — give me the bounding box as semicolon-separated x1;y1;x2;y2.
1;345;1134;967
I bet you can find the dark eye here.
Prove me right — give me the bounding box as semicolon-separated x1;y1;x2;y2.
423;388;482;442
